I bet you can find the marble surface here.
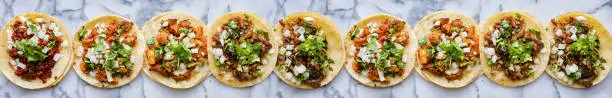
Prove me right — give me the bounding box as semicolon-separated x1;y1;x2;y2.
1;0;612;98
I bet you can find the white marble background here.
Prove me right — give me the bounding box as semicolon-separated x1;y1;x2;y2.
1;0;611;98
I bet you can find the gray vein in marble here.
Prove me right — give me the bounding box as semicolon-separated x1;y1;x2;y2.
552;81;561;98
587;0;612;14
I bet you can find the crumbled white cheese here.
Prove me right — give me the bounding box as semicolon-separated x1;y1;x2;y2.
567;25;577;34
279;46;287;54
434;20;440;26
285;59;292;65
367;23;379;32
173;63;187;75
394;43;404;49
285;51;292;56
188;32;196;38
484;48;495;58
555;29;563;36
460;31;468;37
30;36;39;44
565;64;579;74
296;26;305;35
9;59;17;67
168;34;175;41
37;31;48;41
298;35;305;42
348;46;356;56
377;69;386;81
49;23;59;31
451;32;457;38
576;16;586;21
35;18;43;23
14;59;26;69
283;30;291;37
441;34;450;44
357;47;371;63
164;52;174;60
162;21;168;27
556;71;567;82
53;30;62;36
558;44;566;49
462;48;470;53
60;41;67;47
95;23;106;34
436;51;446;59
579;34;586;38
285;45;295;50
402;54;408;62
284;72;295;82
113;61;120;68
77;46;84;56
6;27;13;40
190;48;198;54
42;47;50;53
219;55;227;63
303;17;314;22
213;48;223;58
492;55;498;62
293;64;307;75
105;70;114;82
444;63;459;75
183;37;194;48
570;34;577;41
19;16;27;22
454;36;462;42
357;28;364;36
179;33;185;38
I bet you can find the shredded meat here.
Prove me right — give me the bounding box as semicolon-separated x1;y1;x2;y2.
147;18;205;81
419;18;478;80
212;16;272;81
484;15;543;80
80;20;135;83
350;19;407;83
277;18;328;87
549;16;598;87
9;19;63;83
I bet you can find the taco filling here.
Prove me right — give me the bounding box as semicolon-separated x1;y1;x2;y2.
76;20;137;84
483;14;544;80
548;16;606;87
417;18;479;80
212;15;272;81
145;18;207;81
276;17;334;87
7;16;66;83
347;19;408;83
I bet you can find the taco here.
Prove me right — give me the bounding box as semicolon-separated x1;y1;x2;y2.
208;11;278;88
344;14;416;88
545;12;612;88
414;11;481;88
141;12;210;89
72;15;143;88
0;12;72;89
273;12;344;89
481;11;549;87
